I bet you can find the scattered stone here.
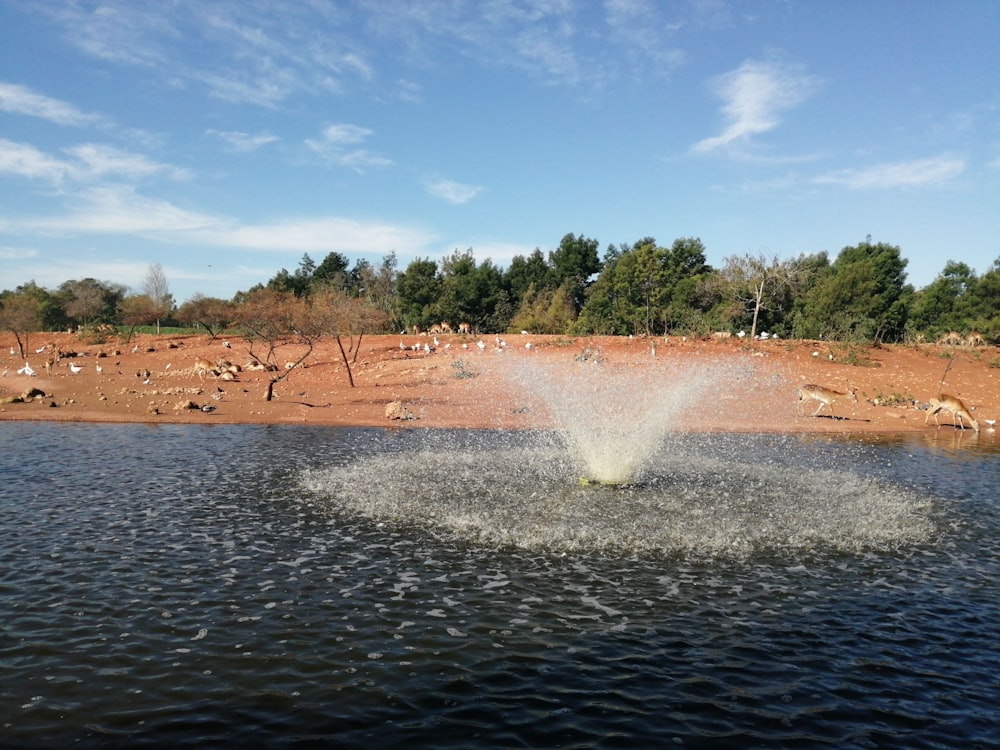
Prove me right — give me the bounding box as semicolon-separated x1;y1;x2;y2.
174;399;200;411
385;400;415;420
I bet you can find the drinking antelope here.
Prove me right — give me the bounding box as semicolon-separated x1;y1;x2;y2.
924;394;979;433
797;384;857;417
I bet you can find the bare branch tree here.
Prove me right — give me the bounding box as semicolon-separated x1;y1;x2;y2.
720;253;803;340
142;263;173;334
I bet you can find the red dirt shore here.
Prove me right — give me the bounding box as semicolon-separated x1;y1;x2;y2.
2;332;998;442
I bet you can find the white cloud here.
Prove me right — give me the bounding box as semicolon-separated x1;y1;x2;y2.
316;123;373;145
814;156;966;189
0;81;103;127
693;59;820;154
198;217;435;254
0;138;71;181
207;129;280;153
12;184;434;256
22;185;219;235
0;245;38;261
65;144;191;181
0;138;189;183
424;179;484;205
305;123;393;172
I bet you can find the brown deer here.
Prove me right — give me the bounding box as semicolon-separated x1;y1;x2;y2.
797;384;857;418
924;394;979;432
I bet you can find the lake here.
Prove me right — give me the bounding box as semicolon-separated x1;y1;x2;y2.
2;423;998;748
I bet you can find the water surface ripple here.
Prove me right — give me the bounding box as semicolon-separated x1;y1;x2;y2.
1;423;998;748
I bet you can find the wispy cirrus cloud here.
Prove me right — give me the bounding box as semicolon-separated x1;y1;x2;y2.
424;179;483;205
21;185;218;235
13;183;434;256
206;129;280;153
693;59;821;155
814;155;966;189
0;81;104;127
43;2;372;107
0;138;189;183
0;138;72;182
305;123;393;172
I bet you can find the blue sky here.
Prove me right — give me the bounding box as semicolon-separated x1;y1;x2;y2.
1;1;998;305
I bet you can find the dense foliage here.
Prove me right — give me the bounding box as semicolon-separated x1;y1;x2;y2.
3;235;999;346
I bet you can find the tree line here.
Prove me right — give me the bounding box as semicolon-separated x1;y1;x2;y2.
3;235;999;347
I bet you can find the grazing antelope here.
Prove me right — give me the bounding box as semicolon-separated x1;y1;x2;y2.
924;394;979;433
192;358;217;380
797;384;857;418
458;322;471;335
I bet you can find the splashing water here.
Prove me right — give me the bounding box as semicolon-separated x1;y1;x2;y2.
505;354;752;484
302;353;935;558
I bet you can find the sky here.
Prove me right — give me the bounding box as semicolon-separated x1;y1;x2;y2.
1;1;998;305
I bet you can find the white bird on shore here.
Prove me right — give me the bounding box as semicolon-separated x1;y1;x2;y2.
477;340;486;351
9;347;15;355
35;346;46;354
223;340;231;348
96;363;103;373
18;363;35;376
68;362;83;374
985;419;997;430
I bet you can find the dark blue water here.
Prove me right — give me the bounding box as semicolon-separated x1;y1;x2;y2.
1;423;998;748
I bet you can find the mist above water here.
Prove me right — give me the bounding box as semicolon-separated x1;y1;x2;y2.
503;354;757;484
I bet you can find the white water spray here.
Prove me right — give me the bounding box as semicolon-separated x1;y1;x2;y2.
507;355;744;484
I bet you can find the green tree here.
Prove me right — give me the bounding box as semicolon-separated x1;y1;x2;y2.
505;248;551;303
799;240;911;343
396;257;441;331
963;257;1000;341
574;237;709;335
313;251;351;289
58;278;127;327
549;233;601;314
908;260;977;339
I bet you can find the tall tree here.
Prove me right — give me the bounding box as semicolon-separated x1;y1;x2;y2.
58;278;127;327
175;294;235;339
908;260;976;338
720;253;802;340
549;233;601;313
142;263;173;334
799;240;911;343
0;289;44;357
396;257;441;331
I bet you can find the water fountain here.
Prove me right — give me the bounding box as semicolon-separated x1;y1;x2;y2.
304;353;936;558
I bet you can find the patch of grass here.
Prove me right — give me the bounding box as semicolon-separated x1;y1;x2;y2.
829;344;882;368
868;389;916;408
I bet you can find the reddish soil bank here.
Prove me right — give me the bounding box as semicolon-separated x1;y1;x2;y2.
2;332;998;443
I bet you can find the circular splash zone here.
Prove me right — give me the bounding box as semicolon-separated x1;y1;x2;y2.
301;434;936;559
